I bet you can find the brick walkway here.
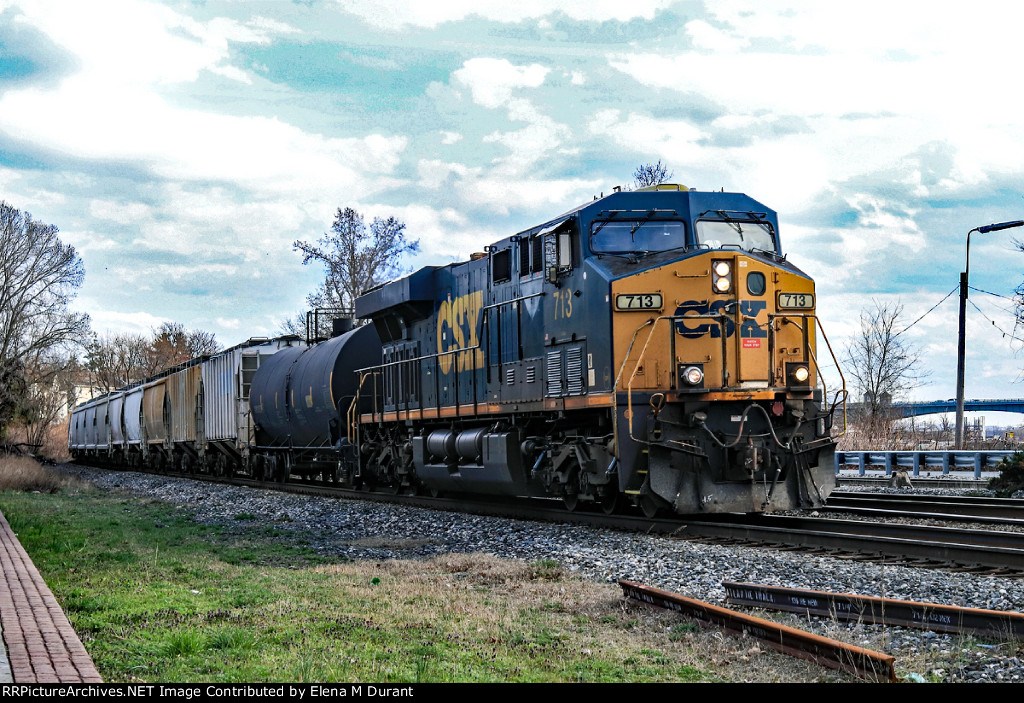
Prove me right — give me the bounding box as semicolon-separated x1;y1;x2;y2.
0;510;102;683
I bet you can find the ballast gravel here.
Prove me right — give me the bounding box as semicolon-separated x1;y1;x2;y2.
62;465;1024;683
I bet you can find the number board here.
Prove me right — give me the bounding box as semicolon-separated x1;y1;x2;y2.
615;293;663;311
777;292;814;309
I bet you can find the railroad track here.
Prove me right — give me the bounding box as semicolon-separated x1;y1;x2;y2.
85;465;1024;576
825;490;1024;526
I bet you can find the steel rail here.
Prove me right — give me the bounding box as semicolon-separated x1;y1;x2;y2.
703;512;1024;549
722;581;1024;639
828;492;1024;519
831;491;1024;508
619;580;897;682
820;504;1024;529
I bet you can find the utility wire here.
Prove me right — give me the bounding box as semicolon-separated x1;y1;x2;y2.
969;285;1019;302
966;298;1024;344
896;284;959;336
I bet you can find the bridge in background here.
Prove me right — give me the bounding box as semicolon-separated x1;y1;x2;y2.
849;398;1024;418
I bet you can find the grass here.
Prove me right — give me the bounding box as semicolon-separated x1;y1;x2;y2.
0;464;859;683
0;455;89;493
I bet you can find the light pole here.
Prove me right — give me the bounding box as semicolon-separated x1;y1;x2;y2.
955;219;1024;448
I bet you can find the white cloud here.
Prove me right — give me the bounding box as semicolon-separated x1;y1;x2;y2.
333;0;673;29
216;317;242;330
456;176;599;216
89;199;152;224
0;1;406;205
416;159;477;190
453;58;549;110
84;308;171;336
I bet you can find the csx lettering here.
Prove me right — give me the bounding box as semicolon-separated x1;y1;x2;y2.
437;291;484;374
676;300;767;339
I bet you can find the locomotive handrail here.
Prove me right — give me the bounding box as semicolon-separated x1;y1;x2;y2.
354;343;482;374
768;313;848;438
353;343;484;425
481;290;545;310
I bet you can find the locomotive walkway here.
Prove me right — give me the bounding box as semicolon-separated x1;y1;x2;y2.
0;509;102;683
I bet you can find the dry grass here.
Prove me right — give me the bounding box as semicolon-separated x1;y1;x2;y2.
3;419;71;462
312;553;858;683
0;455;89;493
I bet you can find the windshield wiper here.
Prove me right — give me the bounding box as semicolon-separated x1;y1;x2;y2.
629;210;655;235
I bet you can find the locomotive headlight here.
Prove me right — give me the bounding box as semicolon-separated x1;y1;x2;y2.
679;362;704;390
786;362;811;389
712;260;732;294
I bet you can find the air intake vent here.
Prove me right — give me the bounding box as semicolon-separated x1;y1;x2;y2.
566;347;584;395
546;350;562;397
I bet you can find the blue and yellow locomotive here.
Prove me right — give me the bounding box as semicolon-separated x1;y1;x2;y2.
351;184;841;515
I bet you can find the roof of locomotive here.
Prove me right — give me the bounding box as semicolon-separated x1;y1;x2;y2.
355;185;787;319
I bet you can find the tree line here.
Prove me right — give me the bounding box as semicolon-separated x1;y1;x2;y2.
0;201;221;453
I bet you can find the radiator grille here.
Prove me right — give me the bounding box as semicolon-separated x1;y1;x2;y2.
546;350;562;396
566;347;584;395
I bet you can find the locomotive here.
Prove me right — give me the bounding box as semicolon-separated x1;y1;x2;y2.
70;184;843;516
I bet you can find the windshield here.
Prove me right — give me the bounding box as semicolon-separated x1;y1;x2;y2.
695;220;776;253
590;220;686;254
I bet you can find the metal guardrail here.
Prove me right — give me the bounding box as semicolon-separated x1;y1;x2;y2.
835;450;1014;479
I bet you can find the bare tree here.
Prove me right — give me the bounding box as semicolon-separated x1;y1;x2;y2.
632;161;673;189
16;351;77;450
0;202;90;438
844;299;926;417
85;332;150;392
144;322;219;377
294;207;419;313
85;324;219;390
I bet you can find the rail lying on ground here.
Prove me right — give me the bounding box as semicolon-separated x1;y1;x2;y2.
722;581;1024;639
619;580;897;682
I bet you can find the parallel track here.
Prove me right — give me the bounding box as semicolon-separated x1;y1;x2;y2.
825;490;1024;526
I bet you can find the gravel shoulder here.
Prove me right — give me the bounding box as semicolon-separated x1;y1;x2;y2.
57;464;1024;683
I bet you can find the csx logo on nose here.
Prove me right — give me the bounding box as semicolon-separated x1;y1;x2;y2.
675;300;768;339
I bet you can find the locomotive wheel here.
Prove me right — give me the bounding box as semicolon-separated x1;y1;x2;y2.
598;490;620;515
562;471;582;512
639;494;661;519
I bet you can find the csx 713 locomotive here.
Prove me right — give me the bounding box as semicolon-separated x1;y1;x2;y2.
345;183;840;515
71;184;842;516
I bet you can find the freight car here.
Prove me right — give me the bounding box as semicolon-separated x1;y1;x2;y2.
71;183;843;516
70;336;303;473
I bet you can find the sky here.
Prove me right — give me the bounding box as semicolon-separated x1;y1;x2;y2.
2;0;1024;419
